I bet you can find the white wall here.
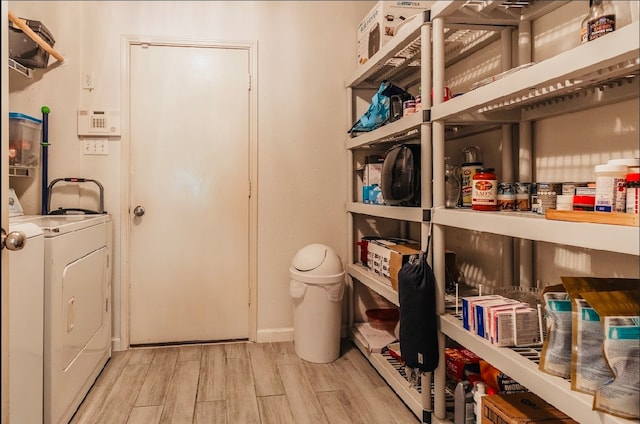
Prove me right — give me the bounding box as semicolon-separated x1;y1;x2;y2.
7;1;374;347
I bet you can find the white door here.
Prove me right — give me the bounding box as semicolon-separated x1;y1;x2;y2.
2;4;10;415
129;43;250;345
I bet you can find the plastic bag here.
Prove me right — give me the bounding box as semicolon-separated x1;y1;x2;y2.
348;81;413;136
581;290;640;420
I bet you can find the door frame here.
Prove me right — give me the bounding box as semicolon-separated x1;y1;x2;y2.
2;2;10;418
119;35;258;349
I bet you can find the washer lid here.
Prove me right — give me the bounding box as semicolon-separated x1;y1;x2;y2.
8;222;43;238
15;214;109;236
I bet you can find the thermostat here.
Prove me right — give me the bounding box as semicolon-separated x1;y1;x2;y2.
78;109;121;136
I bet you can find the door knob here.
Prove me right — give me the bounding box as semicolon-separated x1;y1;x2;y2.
1;228;27;251
133;206;145;217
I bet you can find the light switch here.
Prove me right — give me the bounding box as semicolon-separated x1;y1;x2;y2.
82;138;109;155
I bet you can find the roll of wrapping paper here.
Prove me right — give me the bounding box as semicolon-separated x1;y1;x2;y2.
41;106;50;215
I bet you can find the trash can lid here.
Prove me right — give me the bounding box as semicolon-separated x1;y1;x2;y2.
291;243;344;279
290;268;345;285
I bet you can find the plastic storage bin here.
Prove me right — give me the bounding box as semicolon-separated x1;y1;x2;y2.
9;18;55;68
9;113;42;173
365;308;399;331
289;244;345;363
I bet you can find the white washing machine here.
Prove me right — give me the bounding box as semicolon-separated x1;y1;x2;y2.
8;220;44;424
14;212;112;424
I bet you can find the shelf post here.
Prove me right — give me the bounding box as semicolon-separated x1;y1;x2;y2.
432;14;447;422
421;13;433;213
517;19;534;288
500;28;515;287
346;84;356;333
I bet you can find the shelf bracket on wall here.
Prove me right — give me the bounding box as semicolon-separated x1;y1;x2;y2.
8;11;65;65
8;57;33;78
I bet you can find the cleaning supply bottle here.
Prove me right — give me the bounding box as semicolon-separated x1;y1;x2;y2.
473;382;487;424
454;381;474;424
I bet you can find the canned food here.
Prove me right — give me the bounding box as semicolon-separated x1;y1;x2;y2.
514;182;532;211
536;183;562;194
403;100;416;116
497;182;516;211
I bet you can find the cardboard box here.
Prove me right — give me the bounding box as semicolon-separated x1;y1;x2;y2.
479;361;528;394
358;160;383;203
445;347;481;381
366;240;421;290
475;298;521;338
482;392;578;424
357;1;431;67
462;295;504;332
487;303;525;343
491;305;540;347
363;163;383;186
367;241;391;278
363;185;384;204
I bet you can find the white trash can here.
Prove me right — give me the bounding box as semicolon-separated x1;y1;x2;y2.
289;243;345;363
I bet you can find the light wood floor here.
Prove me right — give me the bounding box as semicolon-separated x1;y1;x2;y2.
69;340;419;424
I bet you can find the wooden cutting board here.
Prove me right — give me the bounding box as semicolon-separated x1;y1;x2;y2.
545;209;639;227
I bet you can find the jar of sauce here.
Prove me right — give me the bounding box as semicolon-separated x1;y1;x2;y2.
472;168;497;211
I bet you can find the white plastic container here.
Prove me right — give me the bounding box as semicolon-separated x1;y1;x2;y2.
473;382;487;424
289;244;345;363
9;112;42;170
607;158;640;168
595;164;627;212
454;380;474;424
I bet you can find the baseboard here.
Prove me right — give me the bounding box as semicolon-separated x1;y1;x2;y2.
111;337;123;352
341;323;348;339
256;325;350;343
113;329;348;347
256;327;294;343
114;328;346;346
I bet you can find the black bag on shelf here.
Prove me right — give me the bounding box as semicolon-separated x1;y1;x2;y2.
398;250;439;372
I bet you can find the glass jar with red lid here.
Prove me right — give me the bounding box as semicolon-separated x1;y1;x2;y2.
472;168;498;211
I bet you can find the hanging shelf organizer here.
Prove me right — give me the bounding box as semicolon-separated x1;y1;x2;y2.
8;11;64;78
